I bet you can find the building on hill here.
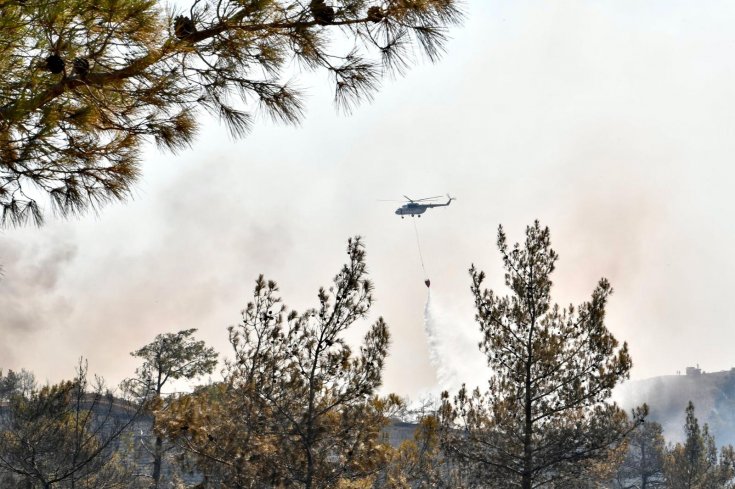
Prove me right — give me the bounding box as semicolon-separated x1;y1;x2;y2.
616;366;735;446
686;366;702;376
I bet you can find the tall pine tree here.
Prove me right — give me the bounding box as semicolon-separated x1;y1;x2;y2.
158;237;400;488
440;221;641;489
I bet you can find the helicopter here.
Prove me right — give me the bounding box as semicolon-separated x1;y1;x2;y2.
394;195;454;218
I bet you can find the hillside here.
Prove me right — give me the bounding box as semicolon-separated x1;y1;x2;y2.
616;366;735;445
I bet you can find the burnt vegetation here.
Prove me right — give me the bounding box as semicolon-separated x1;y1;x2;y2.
0;226;711;488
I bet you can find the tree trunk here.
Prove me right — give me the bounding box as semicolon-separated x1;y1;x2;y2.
152;434;163;488
305;455;313;489
523;292;536;489
522;347;534;489
641;440;647;489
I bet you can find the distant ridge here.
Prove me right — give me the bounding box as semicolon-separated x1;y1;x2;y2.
616;366;735;445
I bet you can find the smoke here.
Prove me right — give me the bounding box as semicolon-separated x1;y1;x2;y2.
615;370;735;446
0;233;77;367
0;149;304;386
49;155;301;384
0;235;76;334
422;290;489;392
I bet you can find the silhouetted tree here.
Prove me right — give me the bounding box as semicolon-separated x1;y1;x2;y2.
613;411;666;489
440;221;642;489
664;401;735;489
381;413;472;488
122;329;217;488
159;237;399;488
0;368;36;400
0;360;143;488
0;0;462;226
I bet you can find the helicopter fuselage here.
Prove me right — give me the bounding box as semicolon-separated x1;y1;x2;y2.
395;203;428;216
394;197;453;217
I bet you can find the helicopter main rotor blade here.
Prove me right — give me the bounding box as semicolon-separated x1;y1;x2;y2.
413;195;443;202
403;195;415;202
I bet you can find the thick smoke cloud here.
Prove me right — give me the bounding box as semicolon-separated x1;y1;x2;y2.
0;234;77;365
0;155;301;384
0;236;76;332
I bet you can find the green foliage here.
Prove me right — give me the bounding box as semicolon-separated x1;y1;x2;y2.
159;237;398;488
382;413;471;488
612;411;666;489
0;368;36;400
440;221;640;489
0;0;462;226
9;227;717;487
664;402;735;489
0;360;142;488
122;328;217;488
124;328;218;399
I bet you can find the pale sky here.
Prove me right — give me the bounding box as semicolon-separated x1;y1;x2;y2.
3;0;735;398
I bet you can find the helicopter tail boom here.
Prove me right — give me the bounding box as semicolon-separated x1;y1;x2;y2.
425;195;455;208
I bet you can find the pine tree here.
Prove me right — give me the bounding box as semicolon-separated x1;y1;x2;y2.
613;412;666;489
0;368;36;400
664;401;735;489
382;413;472;488
0;0;462;226
0;360;143;488
122;329;217;489
440;221;641;489
158;237;400;488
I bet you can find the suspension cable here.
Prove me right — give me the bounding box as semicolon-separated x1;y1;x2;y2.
412;217;428;279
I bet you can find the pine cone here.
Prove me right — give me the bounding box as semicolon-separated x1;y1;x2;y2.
367;6;384;23
174;15;197;40
45;54;65;74
310;0;335;25
72;57;89;77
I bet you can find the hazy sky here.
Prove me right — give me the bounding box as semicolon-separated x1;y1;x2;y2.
3;0;735;398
